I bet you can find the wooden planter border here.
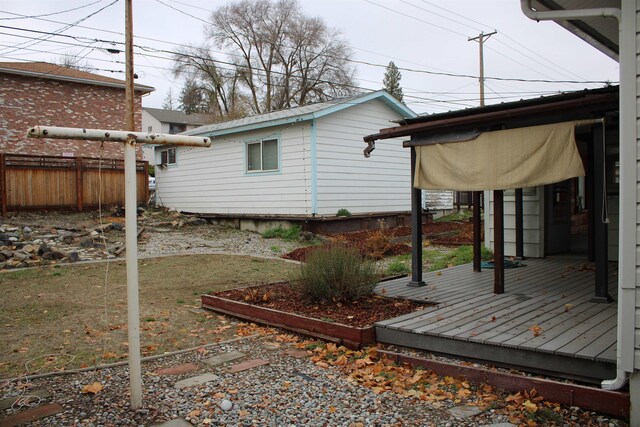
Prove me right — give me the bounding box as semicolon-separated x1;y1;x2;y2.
201;293;376;349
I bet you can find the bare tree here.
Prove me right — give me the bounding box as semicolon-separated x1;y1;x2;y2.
56;51;92;71
162;88;177;110
174;0;357;116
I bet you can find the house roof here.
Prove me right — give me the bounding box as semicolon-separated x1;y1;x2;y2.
526;0;619;60
184;90;416;138
0;61;155;93
364;85;619;142
143;108;212;126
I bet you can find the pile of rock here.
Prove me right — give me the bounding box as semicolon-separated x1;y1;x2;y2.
0;223;125;270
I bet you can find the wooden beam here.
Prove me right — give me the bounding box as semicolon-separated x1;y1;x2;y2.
473;191;482;272
493;190;504;294
0;153;6;217
409;147;425;287
515;188;524;259
143;160;149;205
591;123;612;303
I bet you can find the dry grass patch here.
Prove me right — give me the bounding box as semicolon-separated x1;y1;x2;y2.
0;254;295;379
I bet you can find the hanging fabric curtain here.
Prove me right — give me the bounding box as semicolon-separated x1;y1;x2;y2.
414;121;586;191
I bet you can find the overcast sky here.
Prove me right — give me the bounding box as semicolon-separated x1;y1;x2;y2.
0;0;619;115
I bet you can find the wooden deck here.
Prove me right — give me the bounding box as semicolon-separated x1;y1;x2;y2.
374;256;618;382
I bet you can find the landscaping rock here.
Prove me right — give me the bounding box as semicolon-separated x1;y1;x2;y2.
62;235;74;244
153;420;192;427
12;251;30;262
22;226;32;233
219;399;233;411
68;251;81;262
22;244;35;253
79;237;94;248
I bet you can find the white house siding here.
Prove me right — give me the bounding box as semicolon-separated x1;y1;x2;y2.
634;0;640;371
423;190;454;210
314;99;411;216
154;123;312;215
485;187;544;258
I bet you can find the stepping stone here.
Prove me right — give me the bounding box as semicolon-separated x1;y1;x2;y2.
174;373;219;390
152;419;192;427
284;349;309;358
156;363;199;376
228;358;270;373
0;390;51;411
262;342;281;350
202;351;246;367
447;405;483;419
0;403;63;427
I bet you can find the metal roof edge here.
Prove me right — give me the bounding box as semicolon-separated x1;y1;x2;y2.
189;113;315;138
312;90;417;120
0;67;155;93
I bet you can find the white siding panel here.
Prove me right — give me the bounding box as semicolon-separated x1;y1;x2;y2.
315;99;411;215
423;190;454;210
487;188;543;258
155;123;312;215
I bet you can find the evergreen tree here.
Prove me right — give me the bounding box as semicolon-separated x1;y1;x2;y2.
383;61;403;102
162;88;176;110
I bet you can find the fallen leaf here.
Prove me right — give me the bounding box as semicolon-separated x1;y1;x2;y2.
529;325;542;337
328;405;337;413
522;400;538;412
81;382;103;394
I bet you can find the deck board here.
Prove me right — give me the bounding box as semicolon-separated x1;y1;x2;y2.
374;255;618;381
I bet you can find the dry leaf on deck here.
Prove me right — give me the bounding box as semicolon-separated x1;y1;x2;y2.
529;325;542;337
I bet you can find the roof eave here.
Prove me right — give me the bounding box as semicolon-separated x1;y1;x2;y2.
0;67;155;93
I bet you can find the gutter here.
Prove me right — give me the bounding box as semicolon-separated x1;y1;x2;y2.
521;0;629;392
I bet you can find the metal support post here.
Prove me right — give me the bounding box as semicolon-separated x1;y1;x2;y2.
409;147;425;287
493;190;505;294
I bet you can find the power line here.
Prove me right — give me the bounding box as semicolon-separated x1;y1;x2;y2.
154;0;209;24
0;0;119;56
0;0;106;21
363;0;468;38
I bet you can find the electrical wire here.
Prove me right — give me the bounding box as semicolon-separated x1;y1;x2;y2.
0;0;106;21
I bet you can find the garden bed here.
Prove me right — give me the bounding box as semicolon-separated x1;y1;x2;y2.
202;282;430;348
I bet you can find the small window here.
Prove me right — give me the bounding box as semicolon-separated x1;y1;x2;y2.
160;147;176;165
147;125;153;133
247;138;279;172
169;123;186;134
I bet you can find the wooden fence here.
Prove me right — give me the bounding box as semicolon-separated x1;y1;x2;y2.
0;153;149;215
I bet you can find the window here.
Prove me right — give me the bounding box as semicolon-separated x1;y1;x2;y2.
147;125;153;133
160;147;176;165
169;123;186;134
247;138;278;172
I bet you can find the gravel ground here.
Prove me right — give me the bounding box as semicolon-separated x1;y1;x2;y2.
138;226;302;260
1;333;528;427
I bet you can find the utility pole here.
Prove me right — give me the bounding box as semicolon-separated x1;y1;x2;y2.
468;31;496;274
468;31;497;107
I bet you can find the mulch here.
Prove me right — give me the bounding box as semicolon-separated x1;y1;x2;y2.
282;220;477;262
214;282;431;328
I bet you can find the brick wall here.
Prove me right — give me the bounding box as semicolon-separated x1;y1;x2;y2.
0;73;144;158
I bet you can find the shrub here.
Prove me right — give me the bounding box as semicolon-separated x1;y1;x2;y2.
262;225;302;241
293;245;379;303
336;208;352;217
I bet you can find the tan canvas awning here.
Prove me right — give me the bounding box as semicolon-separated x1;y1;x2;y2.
414;121;586;191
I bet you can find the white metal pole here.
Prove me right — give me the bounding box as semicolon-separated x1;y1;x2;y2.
124;0;143;410
124;137;142;409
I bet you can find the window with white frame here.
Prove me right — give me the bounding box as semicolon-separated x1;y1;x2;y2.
247;138;278;172
160;147;176;165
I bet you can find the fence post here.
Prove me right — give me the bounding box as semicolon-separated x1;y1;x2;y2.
0;154;6;216
143;160;149;205
76;157;83;211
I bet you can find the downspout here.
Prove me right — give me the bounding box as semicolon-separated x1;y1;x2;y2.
520;0;629;391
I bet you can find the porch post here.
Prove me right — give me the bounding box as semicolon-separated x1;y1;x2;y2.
515;188;524;259
473;190;482;271
409;146;425;287
591;122;612;303
493;190;505;294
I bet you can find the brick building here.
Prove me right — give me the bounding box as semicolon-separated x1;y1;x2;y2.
0;62;154;159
